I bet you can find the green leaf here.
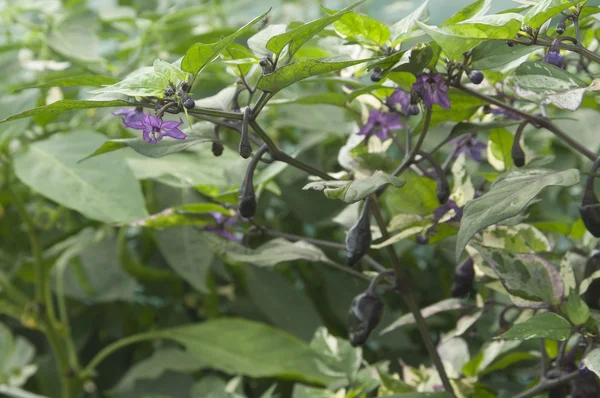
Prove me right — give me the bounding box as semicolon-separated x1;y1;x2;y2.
476;246;565;306
129;203;229;229
456;169;580;262
181;9;270;75
0;100;131;124
80;130;214;161
347;86;395;103
428;88;487;129
481;352;538;375
514;61;587;93
17;75;119;91
156;229;215;294
380;392;454;397
13;132;147;224
206;235;333;267
390;1;430;43
383;171;440;216
381;298;468;334
523;0;582;29
257;56;370;93
416;14;523;59
160;318;339;385
329;11;390;46
267;1;364;58
564;288;591;325
580;270;600;295
442;0;490;25
309;327;361;383
269;93;348;107
582;348;600;378
488;128;515;170
497;312;572;341
303;172;405;203
471;41;541;70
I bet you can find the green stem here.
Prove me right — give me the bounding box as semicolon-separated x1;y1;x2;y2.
514;371;579;398
44;314;74;398
369;199;455;396
80;332;160;379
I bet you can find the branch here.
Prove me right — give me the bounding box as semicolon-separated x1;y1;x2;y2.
514;371;579;398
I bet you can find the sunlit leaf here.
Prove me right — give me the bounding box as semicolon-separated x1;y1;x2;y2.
303;172;405;203
497;312;572;341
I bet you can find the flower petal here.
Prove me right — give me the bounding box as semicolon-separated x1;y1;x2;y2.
163;127;187;140
161;120;183;129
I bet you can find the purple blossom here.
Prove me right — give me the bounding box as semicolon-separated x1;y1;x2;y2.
451;136;487;162
357;110;402;141
112;107;144;126
412;72;451;109
203;212;241;241
386;89;410;115
543;50;564;68
433;199;462;223
489;107;522;120
124;113;186;144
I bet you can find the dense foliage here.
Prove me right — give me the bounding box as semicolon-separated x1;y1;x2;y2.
1;0;600;397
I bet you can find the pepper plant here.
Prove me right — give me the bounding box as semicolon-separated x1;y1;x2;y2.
1;0;600;397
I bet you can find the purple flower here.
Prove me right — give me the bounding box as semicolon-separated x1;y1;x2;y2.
386;89;411;115
543;50;564;68
412;72;451;109
112;107;144;126
489;107;522;120
124;113;186;144
451;136;487;162
357;110;402;141
433;199;462;223
203;212;241;241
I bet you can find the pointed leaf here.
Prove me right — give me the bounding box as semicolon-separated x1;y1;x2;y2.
497;312;572;341
0;100;131;124
381;298;468;334
524;0;582;29
456;169;580;262
17;75;119;91
391;1;430;43
129;203;229;229
257;56;370;93
328;10;390;46
303;172;405;203
442;0;491;25
181;9;271;75
582;348;600;378
564;288;590;325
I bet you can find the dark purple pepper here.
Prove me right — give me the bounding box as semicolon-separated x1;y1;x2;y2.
346;201;372;267
543;50;564;68
580;161;600;237
348;291;384;346
183;98;195;109
238;177;256;218
370;67;382;82
212;142;224;157
239;108;252;159
451;257;475;298
416;234;429;245
164;87;174;97
181;81;190;92
407;104;420;116
468;70;484;85
506;40;516;47
556;20;566;34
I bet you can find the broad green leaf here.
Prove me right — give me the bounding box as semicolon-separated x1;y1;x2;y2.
309;327;361;383
303;172;405;203
383;171;439;216
157;229;215;294
17;75;119;91
181;9;270;75
580;270;600;295
497;312;572;341
381;298;468;334
476;246;565;306
129;203;229;229
559;252;585;294
391;1;430;43
80;130;214;161
582;348;600;378
442;0;491;25
487;128;515;171
13;132;147;224
161;318;339;385
564;288;590;325
428;89;487;129
206;235;333;267
267;1;364;57
248;25;288;58
257;56;370;93
110;348;205;394
513;61;587;94
471;41;541;70
480;224;551;253
481;352;538;375
47;11;103;64
524;0;582;29
91;59;190;98
0;91;39;143
463;340;522;376
456;169;580;262
348;86;395;102
0;100;131;124
329;11;390;46
416;14;523;59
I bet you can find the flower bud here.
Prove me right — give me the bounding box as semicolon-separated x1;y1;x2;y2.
511;139;525;168
348;291;384;346
556;20;566;34
436;177;450;205
416;234;429;245
181;81;189;92
451;257;475;298
164;87;174;97
238;145;268;218
239;108;252;159
183;98;195;109
212;142;224;157
468;70;484;85
370;67;382;82
543;50;564;68
346;201;371;267
407;104;420;116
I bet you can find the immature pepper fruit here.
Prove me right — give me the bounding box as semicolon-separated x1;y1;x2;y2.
579;158;600;237
238;145;269;218
345;200;372;267
451;257;475;298
348;291;384;346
